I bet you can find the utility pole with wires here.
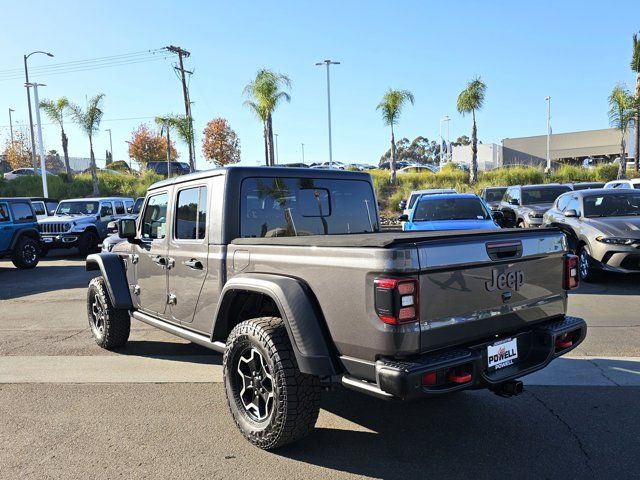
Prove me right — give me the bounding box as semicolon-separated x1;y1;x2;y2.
8;108;14;142
165;45;195;171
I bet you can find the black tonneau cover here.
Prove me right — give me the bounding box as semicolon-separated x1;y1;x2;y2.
231;227;561;248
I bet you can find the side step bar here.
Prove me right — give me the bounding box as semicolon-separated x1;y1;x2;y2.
341;375;394;400
131;311;226;354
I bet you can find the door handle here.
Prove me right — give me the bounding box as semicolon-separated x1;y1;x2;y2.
184;259;203;270
152;255;167;267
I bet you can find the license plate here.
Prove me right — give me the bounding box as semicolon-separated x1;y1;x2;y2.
487;338;518;370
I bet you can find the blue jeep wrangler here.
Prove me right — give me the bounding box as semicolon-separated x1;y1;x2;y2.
0;198;41;269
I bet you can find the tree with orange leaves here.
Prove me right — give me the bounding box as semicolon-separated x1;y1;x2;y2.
127;123;178;168
202;118;241;167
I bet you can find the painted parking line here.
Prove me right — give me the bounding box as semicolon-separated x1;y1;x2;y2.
0;355;639;385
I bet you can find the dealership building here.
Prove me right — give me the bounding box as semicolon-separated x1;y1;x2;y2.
452;127;636;170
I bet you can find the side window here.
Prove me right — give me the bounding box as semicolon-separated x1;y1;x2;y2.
556;195;570;212
11;202;36;222
0;203;10;222
566;197;581;215
175;186;207;240
100;202;114;217
114;201;125;215
512;188;521;203
46;202;58;214
32;202;46;216
141;193;168;240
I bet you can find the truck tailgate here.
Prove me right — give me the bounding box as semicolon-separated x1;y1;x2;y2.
416;230;567;353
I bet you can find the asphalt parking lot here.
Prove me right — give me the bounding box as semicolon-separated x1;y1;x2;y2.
1;252;639;480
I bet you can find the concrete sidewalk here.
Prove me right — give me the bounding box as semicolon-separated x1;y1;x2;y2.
1;354;638;385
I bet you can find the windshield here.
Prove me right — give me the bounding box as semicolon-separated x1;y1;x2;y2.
584;193;640;217
484;188;506;202
522;187;570;205
413;197;490;222
132;197;144;214
56;201;99;215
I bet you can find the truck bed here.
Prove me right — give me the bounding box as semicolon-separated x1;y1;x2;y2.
231;227;561;248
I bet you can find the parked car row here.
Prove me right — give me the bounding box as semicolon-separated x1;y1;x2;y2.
398;178;640;281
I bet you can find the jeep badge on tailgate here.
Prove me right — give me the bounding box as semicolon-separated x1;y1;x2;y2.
485;268;524;292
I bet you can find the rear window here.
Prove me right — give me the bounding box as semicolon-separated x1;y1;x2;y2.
413;197;490;222
240;177;378;237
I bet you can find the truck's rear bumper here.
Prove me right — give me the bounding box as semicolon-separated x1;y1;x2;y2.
344;316;586;400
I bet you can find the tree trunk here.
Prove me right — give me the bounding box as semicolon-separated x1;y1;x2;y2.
470;110;478;183
89;136;99;196
389;125;397;185
262;121;270;166
266;113;275;167
187;120;195;172
61;128;71;180
617;136;627;180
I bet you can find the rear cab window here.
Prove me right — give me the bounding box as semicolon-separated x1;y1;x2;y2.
240;177;379;237
175;186;207;240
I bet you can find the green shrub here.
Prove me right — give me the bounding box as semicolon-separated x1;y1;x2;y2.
593;164;618;182
479;166;544;186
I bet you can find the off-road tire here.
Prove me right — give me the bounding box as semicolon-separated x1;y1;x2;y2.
11;236;40;269
78;230;100;257
223;317;321;450
87;276;130;349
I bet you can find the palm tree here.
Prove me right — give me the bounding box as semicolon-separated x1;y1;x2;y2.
243;69;291;166
39;97;72;180
70;94;105;195
376;89;415;184
631;33;640;172
166;115;194;167
456;77;486;183
609;84;635;180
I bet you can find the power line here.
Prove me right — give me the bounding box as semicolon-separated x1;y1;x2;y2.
0;49;165;75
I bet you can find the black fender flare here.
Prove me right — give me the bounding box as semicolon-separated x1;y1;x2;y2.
9;227;40;250
86;253;133;309
213;273;337;377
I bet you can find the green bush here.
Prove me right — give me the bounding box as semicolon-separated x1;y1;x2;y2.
593;164;618;182
0;170;163;199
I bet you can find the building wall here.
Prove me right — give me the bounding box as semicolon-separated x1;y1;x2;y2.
451;143;502;170
502;127;636;166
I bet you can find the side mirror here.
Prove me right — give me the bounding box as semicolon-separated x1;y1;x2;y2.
118;218;138;242
509;198;520;206
564;209;578;218
107;221;118;234
127;206;133;213
398;214;409;222
48;209;56;216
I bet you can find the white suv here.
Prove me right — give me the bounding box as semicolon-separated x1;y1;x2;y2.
604;179;640;190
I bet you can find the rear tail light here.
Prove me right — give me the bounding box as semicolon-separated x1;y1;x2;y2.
374;277;419;325
563;254;579;290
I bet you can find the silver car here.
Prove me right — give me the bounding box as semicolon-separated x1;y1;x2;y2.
543;188;640;281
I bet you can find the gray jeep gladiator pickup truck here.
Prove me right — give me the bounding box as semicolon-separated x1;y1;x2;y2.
86;166;586;450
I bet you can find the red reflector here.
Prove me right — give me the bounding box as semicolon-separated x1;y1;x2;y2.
555;333;573;350
448;372;472;384
398;306;416;321
378;314;399;325
422;372;437;385
397;282;415;295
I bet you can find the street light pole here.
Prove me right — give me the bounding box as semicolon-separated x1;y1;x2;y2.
105;128;113;165
274;133;279;165
8;108;14;143
26;82;48;197
439;116;450;166
315;59;340;167
545;96;551;172
24;51;54;170
301;143;305;164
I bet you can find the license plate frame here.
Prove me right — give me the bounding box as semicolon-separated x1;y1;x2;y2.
487;337;518;371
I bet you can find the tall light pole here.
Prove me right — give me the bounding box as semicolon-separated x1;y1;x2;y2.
439;116;451;165
274;133;279;165
24;51;54;170
301;143;305;164
26;82;48;197
545;96;552;172
8;108;15;143
315;59;340;167
105;128;113;165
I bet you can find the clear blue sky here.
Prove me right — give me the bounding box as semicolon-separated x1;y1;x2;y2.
1;0;638;169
